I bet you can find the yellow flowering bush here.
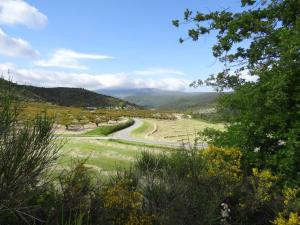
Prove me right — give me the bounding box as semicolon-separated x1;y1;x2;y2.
251;168;277;202
201;146;242;183
272;187;300;225
273;212;300;225
103;179;142;210
283;187;300;206
102;178;154;225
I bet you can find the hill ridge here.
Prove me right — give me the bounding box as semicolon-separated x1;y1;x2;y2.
0;78;138;109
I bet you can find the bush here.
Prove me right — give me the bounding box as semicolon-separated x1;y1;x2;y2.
0;81;61;224
130;147;243;225
123;146;296;225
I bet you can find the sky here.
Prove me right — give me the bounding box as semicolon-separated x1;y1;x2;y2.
0;0;245;91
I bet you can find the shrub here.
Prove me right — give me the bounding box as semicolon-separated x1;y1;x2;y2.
0;81;61;224
101;176;154;225
272;187;300;225
131;147;294;225
132;147;243;225
46;160;101;225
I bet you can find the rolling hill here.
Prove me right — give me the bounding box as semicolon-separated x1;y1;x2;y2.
97;88;220;110
0;78;138;108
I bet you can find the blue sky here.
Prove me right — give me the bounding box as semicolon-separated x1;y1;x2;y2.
0;0;244;91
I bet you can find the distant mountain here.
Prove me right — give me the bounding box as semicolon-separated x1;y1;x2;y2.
97;88;220;110
0;78;138;108
98;88;161;98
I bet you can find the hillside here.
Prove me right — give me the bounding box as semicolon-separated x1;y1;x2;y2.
0;78;137;108
98;88;220;110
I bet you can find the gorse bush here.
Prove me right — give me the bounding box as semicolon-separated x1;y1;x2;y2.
101;175;155;225
117;146;299;225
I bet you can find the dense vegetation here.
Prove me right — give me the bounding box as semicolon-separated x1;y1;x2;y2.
0;78;137;108
174;0;300;184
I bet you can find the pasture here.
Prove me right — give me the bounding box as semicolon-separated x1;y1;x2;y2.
57;138;167;175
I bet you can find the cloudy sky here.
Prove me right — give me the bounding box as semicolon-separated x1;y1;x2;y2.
0;0;244;91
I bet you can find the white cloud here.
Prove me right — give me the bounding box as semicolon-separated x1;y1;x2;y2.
34;49;113;70
0;0;47;29
0;63;190;91
133;68;185;76
0;28;39;58
239;69;259;82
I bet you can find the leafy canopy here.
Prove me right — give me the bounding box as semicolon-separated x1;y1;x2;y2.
174;0;300;184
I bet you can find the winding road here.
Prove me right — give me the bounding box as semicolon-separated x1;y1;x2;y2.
111;118;182;148
111;118;207;149
63;118;207;149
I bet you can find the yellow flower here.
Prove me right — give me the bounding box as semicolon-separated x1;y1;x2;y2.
251;168;277;202
283;187;300;206
201;146;242;183
273;212;300;225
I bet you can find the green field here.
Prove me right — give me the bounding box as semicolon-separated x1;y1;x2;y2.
58;138;167;174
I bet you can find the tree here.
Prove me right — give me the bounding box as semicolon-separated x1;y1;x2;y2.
173;0;300;184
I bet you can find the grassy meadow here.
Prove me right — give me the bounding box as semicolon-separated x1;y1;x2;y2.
58;138;168;174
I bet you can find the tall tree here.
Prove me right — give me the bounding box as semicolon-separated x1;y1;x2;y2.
173;0;300;184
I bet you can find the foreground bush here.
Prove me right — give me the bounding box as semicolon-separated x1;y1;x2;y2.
0;82;61;224
131;147;282;225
